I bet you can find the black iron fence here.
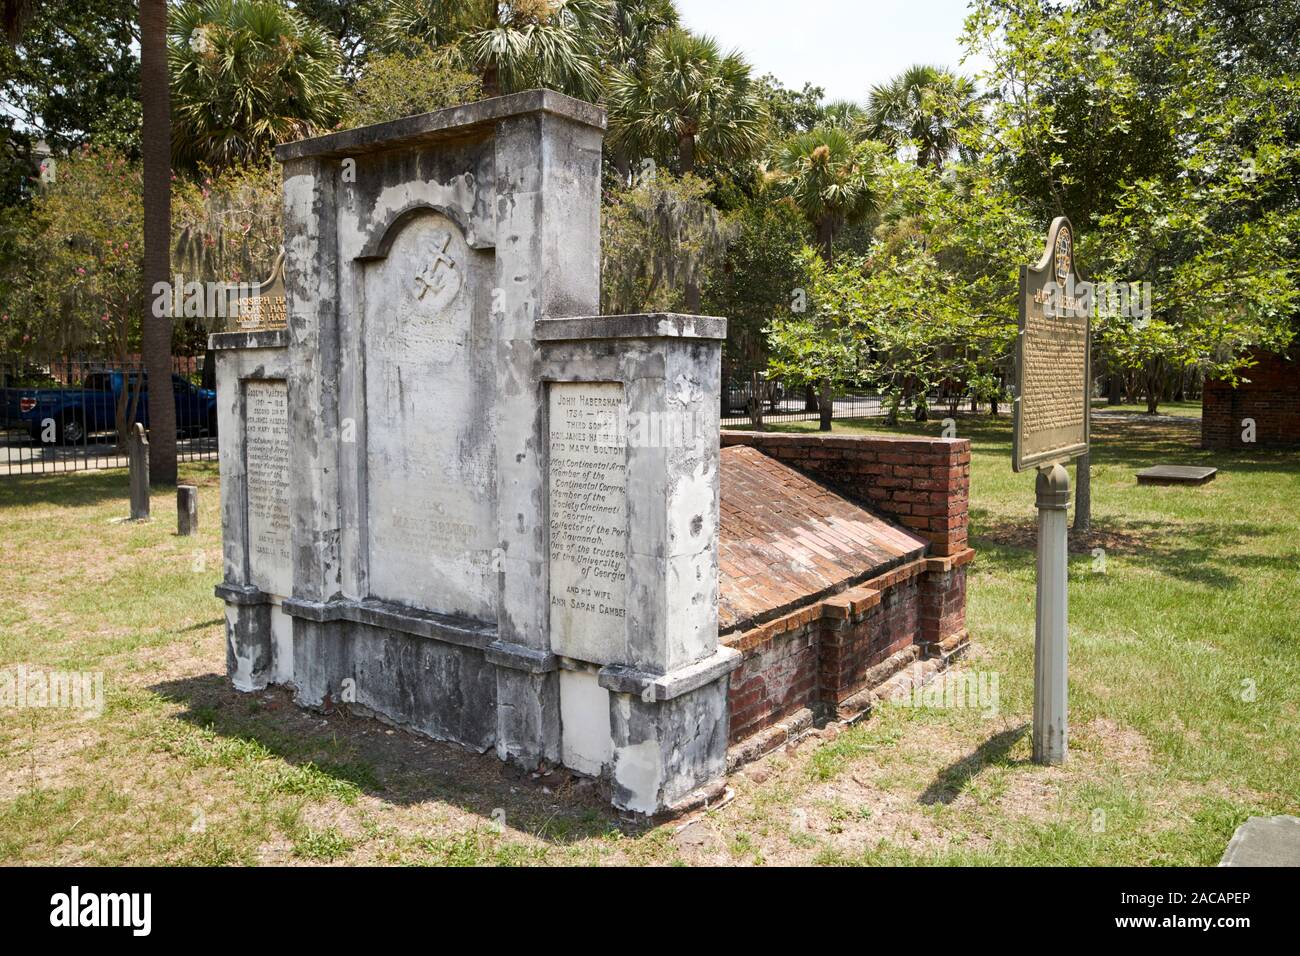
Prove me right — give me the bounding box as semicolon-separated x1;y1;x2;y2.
0;355;218;477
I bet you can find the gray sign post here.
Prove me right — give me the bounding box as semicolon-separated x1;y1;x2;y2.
1014;217;1090;765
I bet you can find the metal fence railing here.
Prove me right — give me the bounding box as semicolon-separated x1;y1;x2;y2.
0;355;218;478
719;379;1003;428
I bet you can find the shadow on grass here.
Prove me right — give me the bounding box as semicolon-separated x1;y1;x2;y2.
148;673;642;846
918;724;1030;806
0;459;220;509
971;511;1284;590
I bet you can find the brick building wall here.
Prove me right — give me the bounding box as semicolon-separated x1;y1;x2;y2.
1202;348;1300;450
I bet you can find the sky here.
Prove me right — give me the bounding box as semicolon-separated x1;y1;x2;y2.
674;0;989;103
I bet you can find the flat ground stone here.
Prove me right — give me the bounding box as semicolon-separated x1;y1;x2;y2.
1219;815;1300;866
1136;464;1218;485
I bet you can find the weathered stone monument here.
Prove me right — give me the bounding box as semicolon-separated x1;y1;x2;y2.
211;91;978;813
211;92;737;813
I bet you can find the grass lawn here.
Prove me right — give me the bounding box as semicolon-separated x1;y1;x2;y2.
0;411;1296;865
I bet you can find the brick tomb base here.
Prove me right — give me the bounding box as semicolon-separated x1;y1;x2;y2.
717;432;975;763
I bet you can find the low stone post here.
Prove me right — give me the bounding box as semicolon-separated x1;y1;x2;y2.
128;423;150;521
1033;462;1070;764
177;484;199;535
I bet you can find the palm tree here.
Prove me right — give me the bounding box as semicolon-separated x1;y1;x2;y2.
866;64;980;170
606;29;764;177
380;0;611;100
767;127;879;263
601;0;678;179
6;0;179;485
142;0;177;486
169;0;346;169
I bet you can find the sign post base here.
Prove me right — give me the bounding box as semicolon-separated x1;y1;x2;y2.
1033;462;1070;765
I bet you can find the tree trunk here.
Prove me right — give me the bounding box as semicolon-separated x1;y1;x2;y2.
677;133;695;176
816;216;835;264
818;380;833;431
141;0;176;487
1107;373;1122;405
1073;452;1091;533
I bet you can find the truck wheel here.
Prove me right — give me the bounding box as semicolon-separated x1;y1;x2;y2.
59;413;85;445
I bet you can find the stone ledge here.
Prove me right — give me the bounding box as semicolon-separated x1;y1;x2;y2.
275;89;606;162
280;596;496;651
536;313;727;342
598;646;742;701
214;582;273;605
485;640;559;674
208;329;290;351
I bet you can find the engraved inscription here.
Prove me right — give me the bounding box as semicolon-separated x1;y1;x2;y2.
245;380;291;596
236;294;287;332
1015;219;1090;470
548;383;628;665
1022;311;1087;439
364;212;495;617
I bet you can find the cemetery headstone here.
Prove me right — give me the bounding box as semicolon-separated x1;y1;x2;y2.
177;484;199;535
210;92;738;813
128;423;150;521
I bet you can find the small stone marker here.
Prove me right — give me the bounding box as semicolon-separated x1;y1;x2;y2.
128;423;150;521
177;484;199;535
1136;464;1217;485
1220;815;1300;866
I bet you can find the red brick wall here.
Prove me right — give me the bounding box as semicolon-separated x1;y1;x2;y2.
720;432;971;556
1202;348;1300;449
723;561;937;744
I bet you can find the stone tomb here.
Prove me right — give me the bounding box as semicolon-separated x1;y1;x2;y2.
212;92;736;813
211;91;977;814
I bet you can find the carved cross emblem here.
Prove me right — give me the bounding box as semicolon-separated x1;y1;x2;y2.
414;231;457;300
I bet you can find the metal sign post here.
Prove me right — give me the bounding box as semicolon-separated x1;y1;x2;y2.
1014;217;1090;766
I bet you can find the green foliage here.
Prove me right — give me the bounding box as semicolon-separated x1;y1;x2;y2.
702;196;807;377
765;128;884;261
0;0;141;154
1;145;143;406
169;0;346;169
342;45;484;127
170;159;283;352
966;0;1300;409
606;28;764;176
767;156;1038;408
379;0;611;100
866;64;982;170
601;170;730;315
0;0;141;204
293;0;385;78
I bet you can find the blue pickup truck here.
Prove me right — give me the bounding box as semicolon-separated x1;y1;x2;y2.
16;370;218;445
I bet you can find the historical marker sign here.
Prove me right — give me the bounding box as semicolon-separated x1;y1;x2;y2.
1013;217;1091;472
231;251;288;332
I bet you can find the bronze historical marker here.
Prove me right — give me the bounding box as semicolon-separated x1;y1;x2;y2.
231;251;288;332
1013;217;1091;472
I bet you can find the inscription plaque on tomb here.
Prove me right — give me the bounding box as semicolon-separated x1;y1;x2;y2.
244;379;291;596
548;382;628;664
363;211;496;617
1013;217;1091;472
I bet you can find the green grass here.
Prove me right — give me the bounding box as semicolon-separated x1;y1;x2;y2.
0;412;1296;865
